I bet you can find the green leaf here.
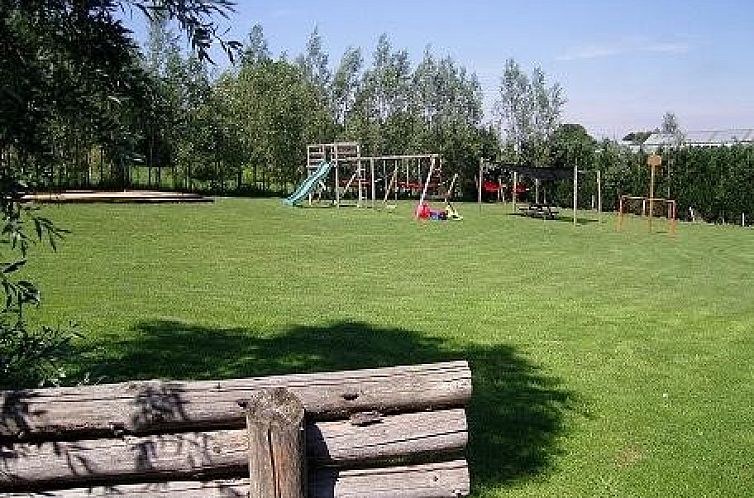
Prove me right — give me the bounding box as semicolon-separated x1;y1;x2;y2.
2;260;27;274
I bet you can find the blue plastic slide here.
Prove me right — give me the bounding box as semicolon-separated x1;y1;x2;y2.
282;161;333;206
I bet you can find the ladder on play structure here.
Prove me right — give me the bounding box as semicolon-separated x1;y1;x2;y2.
306;142;365;206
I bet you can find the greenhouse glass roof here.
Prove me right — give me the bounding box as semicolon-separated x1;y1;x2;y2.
644;129;754;147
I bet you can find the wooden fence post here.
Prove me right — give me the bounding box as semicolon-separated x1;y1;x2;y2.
244;388;306;498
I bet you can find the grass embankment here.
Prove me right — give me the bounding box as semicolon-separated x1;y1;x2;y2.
26;198;754;497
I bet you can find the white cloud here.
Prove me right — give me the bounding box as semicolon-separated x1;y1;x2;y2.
557;37;690;61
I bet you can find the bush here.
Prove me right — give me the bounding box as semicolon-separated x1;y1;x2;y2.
0;179;74;388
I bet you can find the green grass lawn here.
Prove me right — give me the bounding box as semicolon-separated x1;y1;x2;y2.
24;198;754;497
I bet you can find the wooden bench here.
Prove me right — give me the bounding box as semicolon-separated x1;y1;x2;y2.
0;361;472;497
519;203;559;220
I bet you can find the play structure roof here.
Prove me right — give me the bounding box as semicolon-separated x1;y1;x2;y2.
500;164;573;181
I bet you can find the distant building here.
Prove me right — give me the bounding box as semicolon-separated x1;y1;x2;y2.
640;129;754;152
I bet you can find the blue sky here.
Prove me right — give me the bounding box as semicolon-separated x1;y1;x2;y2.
123;0;753;138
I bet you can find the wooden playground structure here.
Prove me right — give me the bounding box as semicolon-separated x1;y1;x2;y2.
477;159;603;224
304;142;446;208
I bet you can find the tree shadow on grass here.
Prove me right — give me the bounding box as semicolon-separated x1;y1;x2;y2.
79;320;576;493
552;214;599;225
507;212;598;225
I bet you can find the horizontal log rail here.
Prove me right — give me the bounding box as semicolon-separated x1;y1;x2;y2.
311;460;470;498
1;409;467;491
1;361;471;440
7;460;470;498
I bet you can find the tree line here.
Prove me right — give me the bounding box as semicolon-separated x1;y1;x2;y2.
1;18;498;197
600;144;754;224
2;6;751;221
139;23;501;196
542;127;754;224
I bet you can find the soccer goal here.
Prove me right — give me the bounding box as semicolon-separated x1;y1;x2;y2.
617;195;678;233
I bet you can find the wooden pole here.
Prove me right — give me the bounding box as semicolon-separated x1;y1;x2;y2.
417;160;421;197
334;146;340;208
403;159;408;194
671;200;678;235
617;195;624;231
572;164;578;226
446;173;458;202
357;144;363;208
667;150;672;199
384;165;398;205
597;169;602;221
307;146;313;206
370;158;376;209
394;159;398;202
646;154;662;233
393;161;403;206
244;388;306;498
478;158;483;212
394;161;399;203
357;159;363;208
359;153;441;161
512;172;518;212
383;161;387;194
648;164;656;232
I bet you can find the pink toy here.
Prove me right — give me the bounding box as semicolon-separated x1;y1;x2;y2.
416;203;431;219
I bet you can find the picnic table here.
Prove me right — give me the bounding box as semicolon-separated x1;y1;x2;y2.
519;203;560;219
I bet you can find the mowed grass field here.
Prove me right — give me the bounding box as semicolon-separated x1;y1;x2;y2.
24;198;754;497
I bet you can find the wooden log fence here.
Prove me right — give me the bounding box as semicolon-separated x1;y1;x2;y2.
0;361;472;497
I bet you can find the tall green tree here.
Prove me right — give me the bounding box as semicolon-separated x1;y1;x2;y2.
240;24;271;67
661;111;684;146
223;49;327;191
660;111;684;198
295;27;333;145
296;27;331;90
496;59;564;165
350;34;413;154
530;67;565;164
408;48;486;185
142;11;183;186
550;124;595;168
331;47;363;129
496;59;532;160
